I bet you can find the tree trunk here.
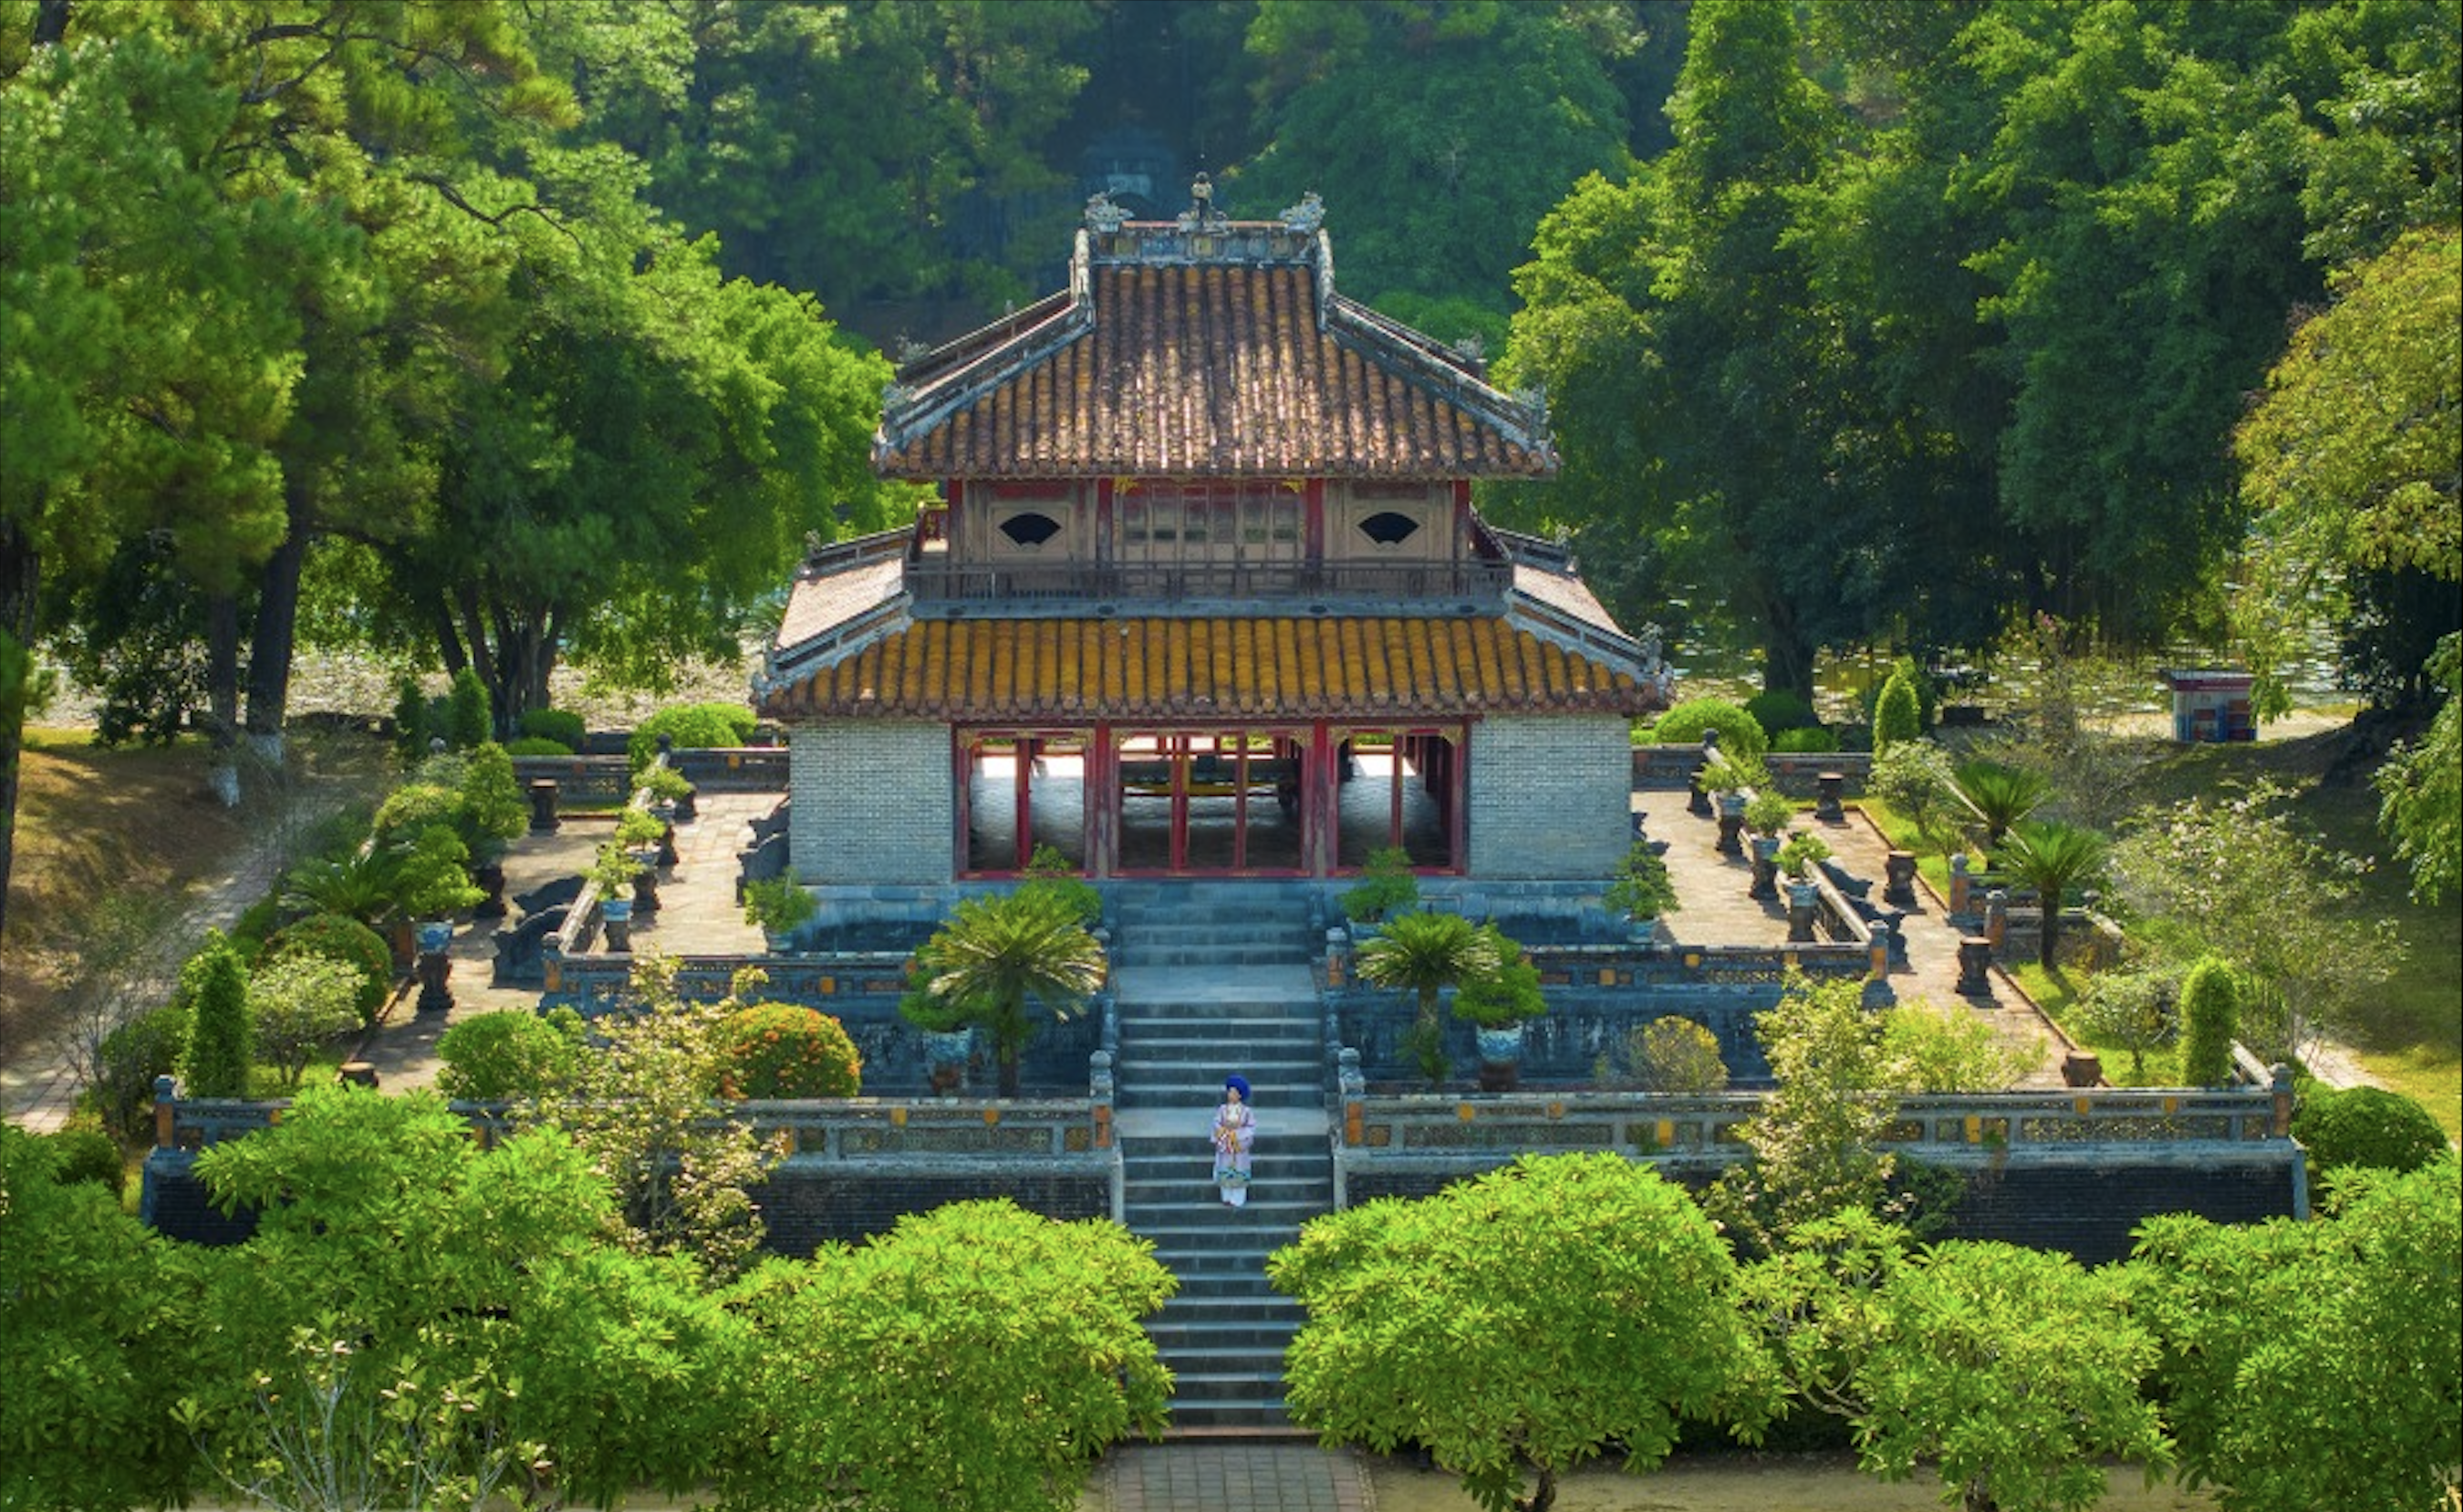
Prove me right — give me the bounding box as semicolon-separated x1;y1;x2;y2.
1761;592;1817;705
0;514;43;972
1518;1463;1556;1512
243;482;313;773
205;592;242;807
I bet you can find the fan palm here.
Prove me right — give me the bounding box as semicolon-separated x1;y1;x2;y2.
924;888;1107;1096
1354;910;1502;1084
1951;761;2052;849
2002;820;2111;968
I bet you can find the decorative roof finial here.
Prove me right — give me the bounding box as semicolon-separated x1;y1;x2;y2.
1084;191;1129;233
1279;192;1325;234
1178;172;1225;232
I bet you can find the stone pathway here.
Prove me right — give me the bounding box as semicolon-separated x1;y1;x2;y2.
1641;790;2075;1088
1091;1442;1371;1512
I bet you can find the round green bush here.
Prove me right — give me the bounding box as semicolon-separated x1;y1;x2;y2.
504;735;574;757
2294;1084;2447;1177
519;707;587;752
264;912;395;1027
1772;725;1840;753
44;1126;126;1193
372;782;466;845
1649;698;1769;759
90;1000;189;1144
1743;689;1819;735
435;1010;584;1102
1873;671;1922;752
629;701;757;773
716;1004;864;1099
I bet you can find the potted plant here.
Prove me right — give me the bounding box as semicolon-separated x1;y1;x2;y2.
897;968;975;1095
743;875;818;951
1356;908;1502;1088
588;841;643;916
1776;832;1834;942
1603;842;1680;941
1339;845;1420;934
1021;844;1103;929
908;889;1105;1097
1743;789;1795;840
640;761;696;821
1451;927;1546;1092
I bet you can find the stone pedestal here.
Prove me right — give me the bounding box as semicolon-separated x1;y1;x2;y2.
1689;732;1719;817
337;1061;379;1089
1984;889;2009;949
2060;1051;2103;1088
631;863;662;915
1716;794;1747;855
1785;879;1821;942
1815;772;1845;823
473;860;507;920
526;780;560;834
1884;851;1918;907
1749;837;1780;899
1956;936;1994;998
657;819;681;868
415;945;452;1016
601;904;633;953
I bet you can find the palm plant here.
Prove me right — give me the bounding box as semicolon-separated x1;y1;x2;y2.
2001;820;2111;968
1354;909;1502;1085
1950;760;2052;849
923;888;1106;1097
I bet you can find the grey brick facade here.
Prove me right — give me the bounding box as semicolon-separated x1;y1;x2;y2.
1468;714;1631;878
790;720;952;885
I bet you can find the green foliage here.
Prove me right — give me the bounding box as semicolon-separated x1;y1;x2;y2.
0;1124;201;1508
390;676;432;764
91;999;192;1144
2133;1158;2462;1512
1651;698;1771;758
245;953;363;1090
2001;820;2111;968
517;706;587;752
1712;973;1901;1252
179;932;253;1099
1020;843;1102;925
1879;1002;2038;1093
41;1125;126;1194
445;668;491;750
715;1004;863;1100
1741;1212;2169;1512
2072;965;2184;1081
456;743;528;859
1744;789;1797;838
1775;833;1832;877
1745;689;1820;735
1270;1154;1770;1512
1604;841;1681;921
615;804;669;852
628;702;756;773
1860;659;1940;735
2375;631;2460;903
1339;844;1420;924
2292;1083;2448;1181
259;910;377;1000
741;875;818;938
919;890;1107;1098
370;782;464;848
589;840;646;898
1626;1016;1730;1094
1868;740;1961;856
1354;909;1502;1084
1873;672;1922;753
2110;782;2399;1060
394;824;483;920
1949;760;2049;848
2177;958;2240;1087
185;1086;744;1507
435;1008;584;1103
504;734;573;756
1772;724;1840;754
1450;927;1546;1030
721;1201;1173;1512
1699;748;1773;797
639;761;696;803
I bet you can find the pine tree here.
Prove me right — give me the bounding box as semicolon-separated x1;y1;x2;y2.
180;932;253;1098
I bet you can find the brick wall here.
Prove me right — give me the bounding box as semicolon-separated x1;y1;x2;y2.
790;720;952;885
757;1165;1114;1256
1469;714;1631;879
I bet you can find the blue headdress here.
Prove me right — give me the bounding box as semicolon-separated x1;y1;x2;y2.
1223;1074;1252;1102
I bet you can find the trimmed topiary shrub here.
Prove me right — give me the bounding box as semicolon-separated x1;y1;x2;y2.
519;707;587;752
264;912;395;1027
1874;671;1922;753
1744;689;1819;736
1861;656;1941;730
446;668;493;749
2293;1084;2447;1178
629;701;757;772
1649;698;1769;758
715;1004;864;1099
435;1009;586;1102
179;932;253;1099
44;1125;125;1192
1773;725;1840;753
372;782;465;846
2177;958;2239;1087
505;735;573;756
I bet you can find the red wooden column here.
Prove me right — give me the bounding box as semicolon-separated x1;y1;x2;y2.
1306;722;1339;876
1088;721;1114;878
1304;479;1326;564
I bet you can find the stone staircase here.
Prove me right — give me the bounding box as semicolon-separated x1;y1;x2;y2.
1107;884;1331;1434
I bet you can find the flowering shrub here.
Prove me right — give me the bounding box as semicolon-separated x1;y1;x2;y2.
716;1004;862;1099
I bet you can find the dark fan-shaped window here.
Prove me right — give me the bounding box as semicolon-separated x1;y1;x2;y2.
1358;511;1421;546
999;512;1062;547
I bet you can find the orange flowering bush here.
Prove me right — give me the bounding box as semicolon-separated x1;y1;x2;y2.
715;1003;862;1099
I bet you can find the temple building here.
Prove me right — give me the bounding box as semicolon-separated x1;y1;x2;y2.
754;185;1668;908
